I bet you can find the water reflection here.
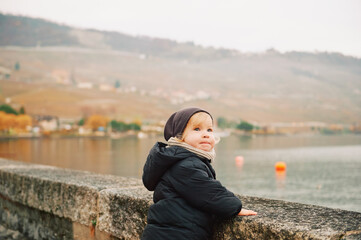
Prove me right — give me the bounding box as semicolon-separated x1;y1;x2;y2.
2;134;361;212
0;139;19;160
275;170;286;189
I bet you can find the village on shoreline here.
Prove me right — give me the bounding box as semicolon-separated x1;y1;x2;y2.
1;104;360;140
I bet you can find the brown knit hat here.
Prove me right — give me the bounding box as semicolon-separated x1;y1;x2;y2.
164;107;213;141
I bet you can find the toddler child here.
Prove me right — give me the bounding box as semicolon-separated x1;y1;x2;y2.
141;107;257;240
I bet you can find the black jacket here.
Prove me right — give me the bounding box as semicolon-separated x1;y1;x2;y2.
141;142;243;240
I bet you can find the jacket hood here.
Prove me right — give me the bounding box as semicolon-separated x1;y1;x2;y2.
142;142;196;191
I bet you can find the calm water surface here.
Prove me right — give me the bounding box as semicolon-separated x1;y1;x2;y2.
2;134;361;212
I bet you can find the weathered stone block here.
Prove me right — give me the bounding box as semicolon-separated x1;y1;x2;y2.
0;194;73;239
98;187;152;239
0;159;142;226
214;195;361;240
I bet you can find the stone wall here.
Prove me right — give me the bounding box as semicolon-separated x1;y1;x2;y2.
0;158;360;240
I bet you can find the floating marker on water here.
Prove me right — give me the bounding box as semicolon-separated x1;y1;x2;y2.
235;156;244;167
275;161;286;171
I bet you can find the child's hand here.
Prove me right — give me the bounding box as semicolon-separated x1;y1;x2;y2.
238;208;257;216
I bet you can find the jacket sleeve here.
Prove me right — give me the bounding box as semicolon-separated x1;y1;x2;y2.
168;158;242;218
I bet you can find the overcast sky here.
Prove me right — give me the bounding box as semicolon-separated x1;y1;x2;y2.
1;0;361;57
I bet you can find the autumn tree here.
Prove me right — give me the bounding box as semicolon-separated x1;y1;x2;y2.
0;112;32;133
86;115;108;131
0;112;16;131
15;114;32;131
0;112;8;131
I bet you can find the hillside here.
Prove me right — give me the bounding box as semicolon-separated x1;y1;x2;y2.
0;13;360;124
0;13;234;59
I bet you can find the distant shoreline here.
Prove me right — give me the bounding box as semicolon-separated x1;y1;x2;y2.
0;131;359;141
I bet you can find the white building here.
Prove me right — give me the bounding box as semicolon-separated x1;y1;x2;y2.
77;82;93;89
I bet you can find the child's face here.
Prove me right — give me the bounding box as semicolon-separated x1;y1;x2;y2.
182;114;215;152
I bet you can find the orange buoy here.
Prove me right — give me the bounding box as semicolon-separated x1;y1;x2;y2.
235;156;244;167
275;161;286;171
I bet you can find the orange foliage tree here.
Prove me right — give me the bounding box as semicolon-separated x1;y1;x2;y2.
15;114;32;131
0;112;32;132
86;115;108;131
0;112;16;131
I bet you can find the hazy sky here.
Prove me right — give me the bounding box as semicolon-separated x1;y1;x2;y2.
1;0;361;57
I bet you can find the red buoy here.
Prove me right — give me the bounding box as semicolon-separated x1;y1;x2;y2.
235;156;244;167
275;161;286;171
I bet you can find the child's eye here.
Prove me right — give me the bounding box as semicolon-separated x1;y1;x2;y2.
207;128;213;132
194;128;200;131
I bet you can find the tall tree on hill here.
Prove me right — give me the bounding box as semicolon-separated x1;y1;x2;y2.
14;61;20;71
114;79;121;89
19;106;26;114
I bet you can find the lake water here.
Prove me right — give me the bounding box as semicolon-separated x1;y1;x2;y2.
2;134;361;212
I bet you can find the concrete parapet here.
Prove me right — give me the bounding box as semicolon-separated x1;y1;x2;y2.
0;158;360;239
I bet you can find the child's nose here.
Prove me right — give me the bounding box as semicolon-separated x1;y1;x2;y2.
202;131;209;138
